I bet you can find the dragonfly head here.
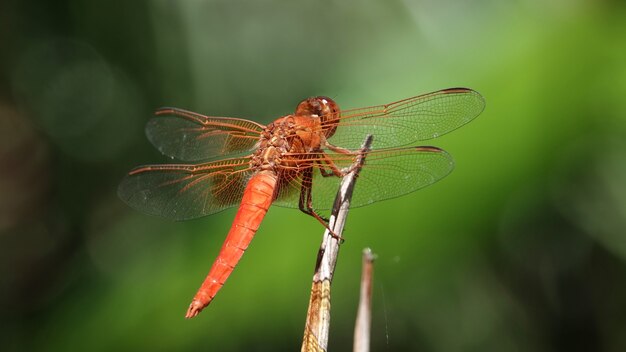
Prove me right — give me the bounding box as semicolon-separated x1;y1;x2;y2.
295;96;340;138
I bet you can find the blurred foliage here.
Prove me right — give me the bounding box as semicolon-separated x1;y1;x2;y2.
1;0;626;351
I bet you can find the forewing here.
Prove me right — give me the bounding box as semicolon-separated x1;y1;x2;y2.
325;88;485;149
272;147;454;213
146;107;265;161
118;157;254;220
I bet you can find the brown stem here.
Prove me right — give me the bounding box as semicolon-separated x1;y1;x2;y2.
301;135;373;352
353;248;375;352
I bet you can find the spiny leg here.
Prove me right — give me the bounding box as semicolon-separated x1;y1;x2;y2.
298;167;344;241
298;167;328;222
324;141;353;155
315;152;342;178
317;148;362;177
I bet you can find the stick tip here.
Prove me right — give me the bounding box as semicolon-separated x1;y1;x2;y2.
362;247;376;262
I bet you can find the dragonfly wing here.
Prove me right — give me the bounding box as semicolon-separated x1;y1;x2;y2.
272;147;453;212
340;146;453;208
118;157;255;220
325;88;485;149
146;107;265;161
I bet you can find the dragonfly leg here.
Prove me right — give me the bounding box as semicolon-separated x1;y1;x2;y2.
315;158;337;177
298;167;344;242
324;141;353;155
316;150;357;178
326;143;371;175
298;168;329;222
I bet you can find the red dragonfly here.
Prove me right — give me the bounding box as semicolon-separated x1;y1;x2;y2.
118;88;484;318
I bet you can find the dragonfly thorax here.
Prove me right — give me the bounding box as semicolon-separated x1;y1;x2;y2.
251;114;325;172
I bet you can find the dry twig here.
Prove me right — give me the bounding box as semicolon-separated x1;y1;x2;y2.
301;135;373;352
353;248;375;352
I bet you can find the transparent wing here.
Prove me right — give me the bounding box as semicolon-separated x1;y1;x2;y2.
118;156;255;220
324;88;485;149
146;107;265;161
272;146;454;213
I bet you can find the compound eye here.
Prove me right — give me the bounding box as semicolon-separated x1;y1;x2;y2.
294;96;340;137
317;96;340;138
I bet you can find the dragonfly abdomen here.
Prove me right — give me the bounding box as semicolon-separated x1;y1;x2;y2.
185;171;277;318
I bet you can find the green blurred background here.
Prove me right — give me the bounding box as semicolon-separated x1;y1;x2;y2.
2;0;626;351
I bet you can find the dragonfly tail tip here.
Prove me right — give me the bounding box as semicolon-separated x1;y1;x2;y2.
185;299;207;319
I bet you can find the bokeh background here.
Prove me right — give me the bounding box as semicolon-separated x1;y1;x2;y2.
2;0;626;351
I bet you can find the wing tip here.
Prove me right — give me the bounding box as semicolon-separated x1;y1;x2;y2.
441;87;472;93
412;145;445;153
412;145;455;172
437;87;486;125
440;87;481;95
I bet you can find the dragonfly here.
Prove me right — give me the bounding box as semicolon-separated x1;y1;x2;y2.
118;87;485;318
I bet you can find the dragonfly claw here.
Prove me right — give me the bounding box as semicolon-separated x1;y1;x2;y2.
328;228;345;243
